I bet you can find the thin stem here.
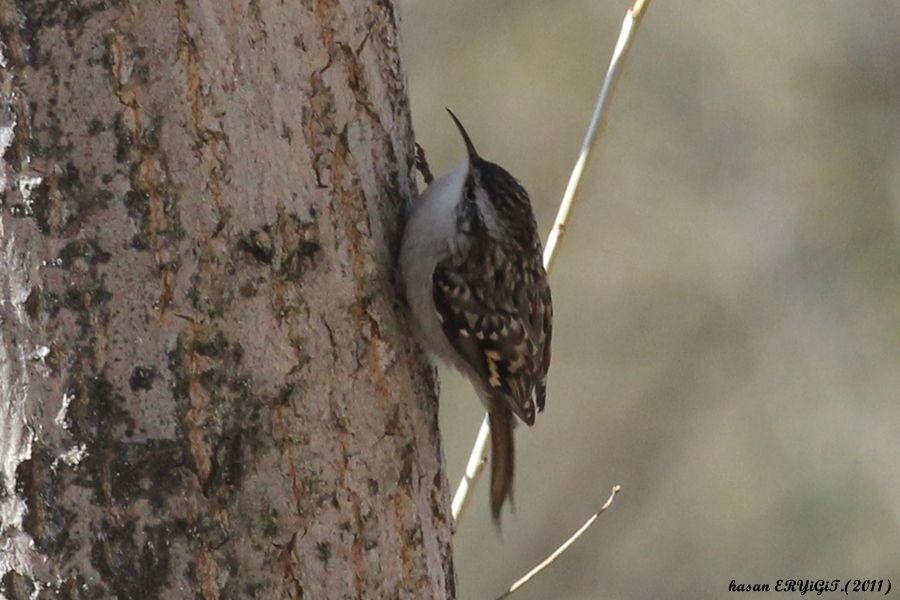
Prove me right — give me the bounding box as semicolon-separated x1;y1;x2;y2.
450;415;490;524
451;0;652;528
543;1;646;272
496;485;621;599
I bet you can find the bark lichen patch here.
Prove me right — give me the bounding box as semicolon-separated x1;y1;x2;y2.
274;210;321;281
315;541;331;566
57;237;112;269
111;110;136;164
238;228;275;265
121;189;152;250
0;572;35;600
87;118;105;136
7;161;108;238
106;439;191;509
15;443;72;558
118;122;182;252
111;88;183;312
45;164;86;232
204;431;244;499
105;26;184;316
65;373;132;448
22;285;44;321
2;91;32;173
128;365;157;391
267;208;322;327
60;279;112;314
170;326;253;494
27;102;73;164
22;284;61;324
89;515;173;599
17;0;114;35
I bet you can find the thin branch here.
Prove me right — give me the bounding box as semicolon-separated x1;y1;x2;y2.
451;0;652;527
497;485;622;599
542;0;650;273
450;414;490;525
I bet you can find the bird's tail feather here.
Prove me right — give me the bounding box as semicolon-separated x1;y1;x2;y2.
489;406;515;523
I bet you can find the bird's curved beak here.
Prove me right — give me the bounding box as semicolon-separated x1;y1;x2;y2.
446;108;479;163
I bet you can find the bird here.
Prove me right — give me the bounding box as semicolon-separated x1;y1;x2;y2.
400;109;552;522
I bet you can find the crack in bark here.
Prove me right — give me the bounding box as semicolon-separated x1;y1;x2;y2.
175;0;229;230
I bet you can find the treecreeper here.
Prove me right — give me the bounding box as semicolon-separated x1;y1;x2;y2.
400;110;553;522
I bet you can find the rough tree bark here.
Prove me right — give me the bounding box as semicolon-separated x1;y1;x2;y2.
0;2;455;598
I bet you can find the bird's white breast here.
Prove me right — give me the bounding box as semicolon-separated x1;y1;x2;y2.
400;161;485;386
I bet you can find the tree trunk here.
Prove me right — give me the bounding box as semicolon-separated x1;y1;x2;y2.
0;2;455;598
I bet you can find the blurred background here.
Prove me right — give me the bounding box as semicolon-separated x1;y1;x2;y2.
398;0;900;598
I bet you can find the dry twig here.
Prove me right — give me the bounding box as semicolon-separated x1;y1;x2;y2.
495;485;621;599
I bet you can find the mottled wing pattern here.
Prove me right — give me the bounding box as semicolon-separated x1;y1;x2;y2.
529;256;552;412
474;159;553;416
433;257;544;425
